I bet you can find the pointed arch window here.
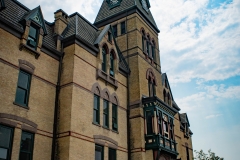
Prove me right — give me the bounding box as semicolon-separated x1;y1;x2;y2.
146;35;150;56
142;30;146;53
102;47;107;72
146;69;157;97
151;40;156;60
110;51;115;77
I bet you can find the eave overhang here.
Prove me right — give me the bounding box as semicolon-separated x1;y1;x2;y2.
94;6;160;34
142;96;178;117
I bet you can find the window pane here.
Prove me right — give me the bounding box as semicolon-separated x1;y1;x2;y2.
95;145;103;160
0;127;12;148
20;132;33;152
16;88;27;105
29;26;37;39
19;152;31;160
113;25;117;37
109;148;116;160
0;148;8;159
18;72;29;89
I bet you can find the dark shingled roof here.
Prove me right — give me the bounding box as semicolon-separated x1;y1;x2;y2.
0;0;56;50
0;0;129;73
94;0;159;32
62;12;99;45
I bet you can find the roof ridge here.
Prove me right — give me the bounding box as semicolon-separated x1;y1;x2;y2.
69;12;99;31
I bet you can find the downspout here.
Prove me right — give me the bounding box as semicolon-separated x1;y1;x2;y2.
126;10;131;160
51;41;64;160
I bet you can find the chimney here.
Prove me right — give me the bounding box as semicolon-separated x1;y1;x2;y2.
54;9;68;35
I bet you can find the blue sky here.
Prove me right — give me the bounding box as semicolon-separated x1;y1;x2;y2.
19;0;240;159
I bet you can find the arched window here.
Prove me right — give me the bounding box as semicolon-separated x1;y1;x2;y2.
110;51;114;77
142;30;146;53
167;93;171;105
146;68;157;97
148;79;156;97
163;89;166;102
102;47;107;72
152;40;155;60
146;35;150;56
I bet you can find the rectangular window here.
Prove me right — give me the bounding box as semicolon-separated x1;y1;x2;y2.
186;147;190;160
158;111;162;135
0;125;14;160
93;95;100;124
146;111;153;135
112;104;118;131
108;32;112;42
95;145;104;160
19;131;34;160
15;70;32;107
121;21;126;35
103;100;109;128
109;148;116;160
152;46;155;59
146;41;149;55
113;25;117;37
27;24;38;49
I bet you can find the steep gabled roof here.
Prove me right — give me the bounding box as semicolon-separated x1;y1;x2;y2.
94;0;159;33
93;24;129;74
180;113;190;127
19;6;48;35
162;73;180;111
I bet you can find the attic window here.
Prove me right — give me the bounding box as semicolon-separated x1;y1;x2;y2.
107;0;122;9
27;23;39;49
0;0;5;10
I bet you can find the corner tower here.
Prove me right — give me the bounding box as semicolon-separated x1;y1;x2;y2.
95;1;179;160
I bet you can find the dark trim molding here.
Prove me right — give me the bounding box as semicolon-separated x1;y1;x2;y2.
62;34;99;56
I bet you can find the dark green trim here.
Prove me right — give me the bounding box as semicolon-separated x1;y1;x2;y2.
112;104;118;132
0;124;14;160
14;70;32;108
93;95;100;124
95;144;104;160
103;100;109;128
19;131;35;160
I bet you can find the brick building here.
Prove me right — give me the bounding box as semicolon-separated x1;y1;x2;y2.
0;0;193;160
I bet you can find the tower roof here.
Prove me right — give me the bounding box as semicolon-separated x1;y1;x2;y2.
94;0;159;33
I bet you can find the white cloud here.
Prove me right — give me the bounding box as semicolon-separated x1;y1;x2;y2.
205;114;222;119
150;0;240;83
175;84;240;112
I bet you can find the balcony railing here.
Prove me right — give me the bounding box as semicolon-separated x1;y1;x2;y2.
145;134;178;155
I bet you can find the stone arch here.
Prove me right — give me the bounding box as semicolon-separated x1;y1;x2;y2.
101;43;109;54
102;88;110;100
91;83;102;96
18;59;35;74
110;93;119;105
146;68;157;85
109;48;118;60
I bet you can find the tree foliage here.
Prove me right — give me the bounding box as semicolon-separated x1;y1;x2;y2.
193;149;224;160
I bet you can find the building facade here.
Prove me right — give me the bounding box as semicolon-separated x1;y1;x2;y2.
0;0;193;160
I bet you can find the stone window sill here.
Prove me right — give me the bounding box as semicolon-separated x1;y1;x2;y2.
13;102;29;110
96;69;118;89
